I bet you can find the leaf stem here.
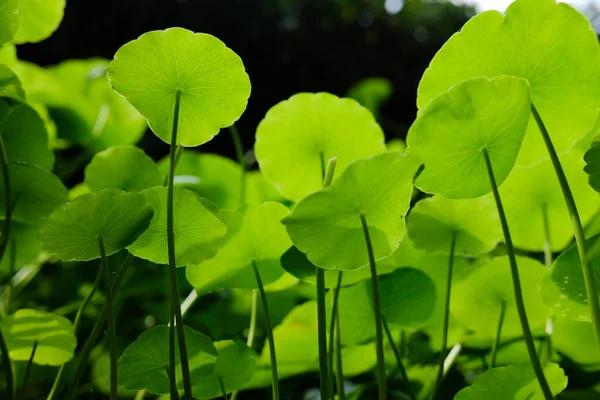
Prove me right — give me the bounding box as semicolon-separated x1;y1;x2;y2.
252;260;279;399
482;148;553;400
383;317;414;400
229;125;246;206
229;289;258;400
418;344;462;400
19;340;38;400
328;271;343;398
489;301;506;369
541;205;553;364
219;377;228;400
99;237;117;400
169;312;178;399
167;90;192;399
360;214;387;400
334;309;345;400
533;104;600;353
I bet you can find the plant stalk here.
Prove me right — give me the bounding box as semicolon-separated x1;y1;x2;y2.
360;214;386;400
541;205;553;363
252;261;279;400
334;309;345;400
328;271;343;398
219;377;228;400
483;148;553;400
19;340;38;400
489;301;506;369
229;289;258;400
229;125;246;206
99;237;117;400
383;317;414;400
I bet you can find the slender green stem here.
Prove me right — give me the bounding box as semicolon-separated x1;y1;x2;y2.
219;377;228;400
0;312;13;400
229;289;258;400
19;340;37;400
134;390;146;400
489;302;506;369
541;206;553;364
99;238;117;400
316;268;330;400
360;214;386;400
328;271;343;398
252;261;279;400
166;90;192;399
483;148;553;400
533;104;600;354
433;232;456;398
334;310;345;400
48;268;102;400
383;317;414;400
418;344;462;400
229;125;246;206
169;311;178;399
0;133;13;266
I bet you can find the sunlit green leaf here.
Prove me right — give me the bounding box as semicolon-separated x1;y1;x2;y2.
13;0;65;44
386;138;406;153
186;202;291;293
454;363;568;400
0;308;76;366
107;27;251;147
41;189;153;261
117;324;217;394
85;145;162;192
0;221;41;274
346;77;392;117
417;0;600;166
0;0;18;46
284;152;420;271
407;76;530;199
0;64;24;101
552;317;600;365
128;186;226;266
255;92;386;201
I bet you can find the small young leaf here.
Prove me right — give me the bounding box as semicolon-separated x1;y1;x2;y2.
107;27;251;147
451;256;548;339
128;186;226;266
454;363;568;400
41;189;153;261
14;0;65;44
117;325;217;394
191;340;256;399
407;76;531;199
186;202;291;293
85;145;162;192
407;195;501;256
0;308;76;366
418;0;600;166
255;92;386;201
0;0;18;45
283;152;420;271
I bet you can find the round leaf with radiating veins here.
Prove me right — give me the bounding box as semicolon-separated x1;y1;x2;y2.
41;189;153;261
107;27;251;147
451;255;549;339
500;149;599;251
0;64;24;101
128;186;226;266
118;325;217;394
158;151;242;209
407;76;531;199
283;152;420;271
255;92;386;201
407;195;501;256
186;202;291;293
417;0;600;166
0;308;76;366
0;221;41;273
280;245;397;289
13;0;65;44
346;77;392;117
192;340;256;399
85;145;162;192
540;236;600;321
336;267;436;345
454;363;568;400
0;98;54;169
0;162;68;224
0;0;18;45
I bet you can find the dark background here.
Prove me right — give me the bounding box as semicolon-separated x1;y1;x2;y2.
16;0;474;163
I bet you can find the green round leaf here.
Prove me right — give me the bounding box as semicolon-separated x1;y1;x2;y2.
407;195;501;256
14;0;65;44
0;308;76;366
0;162;67;224
85;145;162;192
117;324;217;394
41;189;153;261
191;340;256;399
553;317;600;365
451;255;549;339
246;170;287;204
336;267;436;345
158;151;242;209
346;77;393;117
186;202;291;293
128;186;226;266
540;236;600;321
0;0;18;46
454;363;568;400
107;27;251;147
0;221;41;274
500;149;599;251
255;92;386;202
417;0;600;166
407;76;531;199
0;98;54;169
0;64;24;101
284;152;419;271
